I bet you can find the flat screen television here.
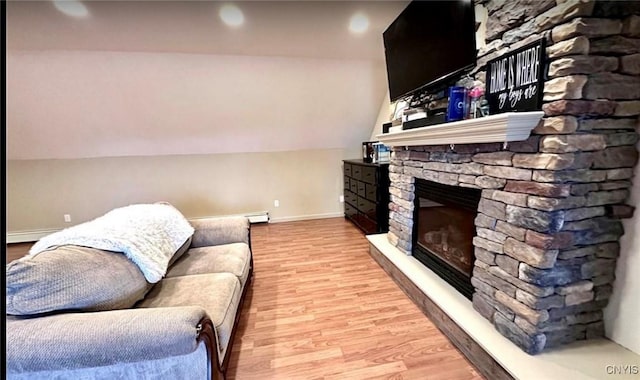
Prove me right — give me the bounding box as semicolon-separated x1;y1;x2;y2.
383;0;477;102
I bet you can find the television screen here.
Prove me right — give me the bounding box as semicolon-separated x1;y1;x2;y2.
383;0;477;102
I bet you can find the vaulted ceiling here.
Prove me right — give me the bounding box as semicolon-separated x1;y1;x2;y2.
8;0;409;60
7;0;409;159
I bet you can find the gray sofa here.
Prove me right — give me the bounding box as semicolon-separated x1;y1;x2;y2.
6;215;253;380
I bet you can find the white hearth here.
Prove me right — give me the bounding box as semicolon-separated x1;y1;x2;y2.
367;233;640;380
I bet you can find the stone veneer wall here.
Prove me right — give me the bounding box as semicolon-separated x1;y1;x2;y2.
386;0;640;354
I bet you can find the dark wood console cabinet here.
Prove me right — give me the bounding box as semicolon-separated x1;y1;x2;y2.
343;159;389;234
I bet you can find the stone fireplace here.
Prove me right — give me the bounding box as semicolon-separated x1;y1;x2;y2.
378;0;640;355
386;137;636;354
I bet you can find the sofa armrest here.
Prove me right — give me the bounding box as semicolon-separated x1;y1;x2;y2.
189;216;250;248
7;306;215;373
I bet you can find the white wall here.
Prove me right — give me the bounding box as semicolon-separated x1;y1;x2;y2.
7;148;360;233
369;89;393;142
5;1;396;233
6;48;386;233
7;50;384;160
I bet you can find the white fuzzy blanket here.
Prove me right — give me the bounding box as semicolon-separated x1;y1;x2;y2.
29;204;195;283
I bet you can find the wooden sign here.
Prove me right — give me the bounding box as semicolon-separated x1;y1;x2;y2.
485;38;546;114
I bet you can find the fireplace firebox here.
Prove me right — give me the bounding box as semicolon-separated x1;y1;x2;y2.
412;179;481;299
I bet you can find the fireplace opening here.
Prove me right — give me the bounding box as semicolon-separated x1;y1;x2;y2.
412;179;481;300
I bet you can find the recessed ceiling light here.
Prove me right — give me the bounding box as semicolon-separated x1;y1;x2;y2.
349;13;369;34
219;3;244;27
52;0;89;18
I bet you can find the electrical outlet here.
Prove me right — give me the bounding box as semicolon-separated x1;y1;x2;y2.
339;195;344;203
64;214;71;223
274;200;280;208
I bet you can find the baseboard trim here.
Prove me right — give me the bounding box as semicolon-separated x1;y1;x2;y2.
368;242;513;380
189;211;270;224
6;229;60;244
269;212;343;223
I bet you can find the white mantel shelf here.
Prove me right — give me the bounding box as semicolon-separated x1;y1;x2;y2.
376;111;544;147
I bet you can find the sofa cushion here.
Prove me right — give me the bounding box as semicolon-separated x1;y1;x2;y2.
166;243;251;286
136;273;242;363
6;245;151;316
190;217;250;248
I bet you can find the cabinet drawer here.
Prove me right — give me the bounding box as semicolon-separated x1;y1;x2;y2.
357;181;366;198
351;165;362;180
360;166;377;185
365;183;377;202
343;176;350;191
349;180;358;194
344;163;352;177
345;190;358;206
344;202;357;218
357;197;376;216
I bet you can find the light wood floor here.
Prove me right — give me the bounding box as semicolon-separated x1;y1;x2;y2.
5;218;484;379
226;218;483;379
6;242;33;263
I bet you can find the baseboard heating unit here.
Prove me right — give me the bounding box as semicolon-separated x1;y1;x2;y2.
190;211;270;224
245;211;270;224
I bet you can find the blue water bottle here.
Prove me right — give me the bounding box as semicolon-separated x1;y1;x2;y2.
446;86;467;122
